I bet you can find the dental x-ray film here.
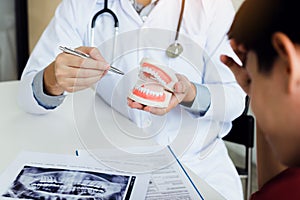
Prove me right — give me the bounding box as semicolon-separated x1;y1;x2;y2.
2;165;135;200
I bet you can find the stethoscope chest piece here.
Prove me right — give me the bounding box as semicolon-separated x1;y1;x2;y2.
165;0;185;58
166;42;183;58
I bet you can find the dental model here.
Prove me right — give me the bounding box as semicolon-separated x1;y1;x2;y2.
128;58;178;108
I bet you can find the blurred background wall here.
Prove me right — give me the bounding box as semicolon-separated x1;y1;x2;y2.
0;0;17;81
28;0;61;52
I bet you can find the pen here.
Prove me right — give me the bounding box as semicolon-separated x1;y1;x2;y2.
59;46;125;75
167;145;204;200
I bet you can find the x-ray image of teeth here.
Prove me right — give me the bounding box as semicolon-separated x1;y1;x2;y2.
2;165;135;200
128;57;178;108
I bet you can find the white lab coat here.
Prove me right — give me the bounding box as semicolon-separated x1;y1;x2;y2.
19;0;246;199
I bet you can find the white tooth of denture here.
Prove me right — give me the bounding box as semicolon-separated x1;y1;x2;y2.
157;77;166;86
140;87;146;93
157;76;162;83
143;87;147;93
144;67;151;74
149;68;155;74
147;68;157;77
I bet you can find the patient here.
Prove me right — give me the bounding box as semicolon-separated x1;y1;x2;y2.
221;0;300;199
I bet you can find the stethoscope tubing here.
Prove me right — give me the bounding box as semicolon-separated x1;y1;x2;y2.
174;0;185;42
90;0;185;56
90;0;119;47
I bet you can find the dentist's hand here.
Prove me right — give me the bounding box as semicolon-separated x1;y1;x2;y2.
220;40;251;94
43;46;110;96
128;74;196;116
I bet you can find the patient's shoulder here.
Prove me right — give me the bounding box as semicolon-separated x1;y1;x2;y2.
251;167;300;200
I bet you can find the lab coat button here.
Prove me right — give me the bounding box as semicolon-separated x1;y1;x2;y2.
143;119;152;127
142;15;148;22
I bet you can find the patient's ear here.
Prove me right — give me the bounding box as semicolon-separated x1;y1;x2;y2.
272;32;300;94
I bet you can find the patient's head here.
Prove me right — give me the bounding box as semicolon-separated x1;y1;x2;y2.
229;0;300;166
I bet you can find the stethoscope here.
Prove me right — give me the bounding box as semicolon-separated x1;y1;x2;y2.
90;0;186;58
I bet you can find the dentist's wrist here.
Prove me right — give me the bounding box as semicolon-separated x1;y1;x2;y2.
43;62;64;96
181;82;196;106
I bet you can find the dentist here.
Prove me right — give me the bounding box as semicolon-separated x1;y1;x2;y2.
19;0;245;199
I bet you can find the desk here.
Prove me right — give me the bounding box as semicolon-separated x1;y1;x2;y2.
0;81;224;199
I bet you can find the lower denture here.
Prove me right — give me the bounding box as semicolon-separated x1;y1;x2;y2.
132;85;166;102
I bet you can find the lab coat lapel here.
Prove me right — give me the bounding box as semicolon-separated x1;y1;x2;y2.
119;0;144;26
141;0;181;30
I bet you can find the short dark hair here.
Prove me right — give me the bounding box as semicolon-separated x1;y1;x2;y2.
228;0;300;74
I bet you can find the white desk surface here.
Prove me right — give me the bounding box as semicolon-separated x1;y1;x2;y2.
0;80;224;199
